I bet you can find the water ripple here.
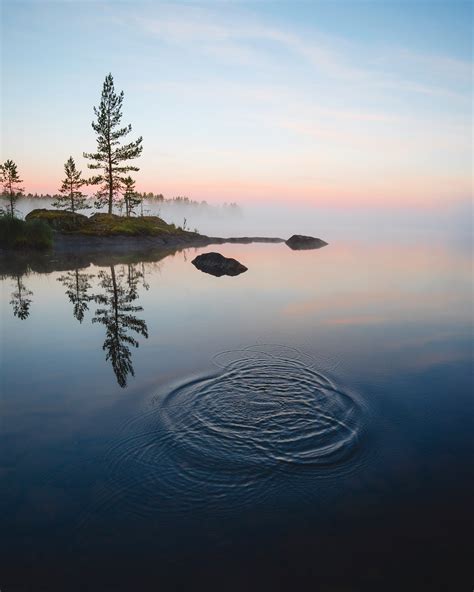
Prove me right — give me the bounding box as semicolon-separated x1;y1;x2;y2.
92;345;366;524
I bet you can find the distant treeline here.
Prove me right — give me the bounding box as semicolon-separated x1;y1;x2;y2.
20;192;241;211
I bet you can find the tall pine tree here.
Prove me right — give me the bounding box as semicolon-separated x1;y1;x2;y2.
0;160;24;218
53;157;89;213
84;73;143;214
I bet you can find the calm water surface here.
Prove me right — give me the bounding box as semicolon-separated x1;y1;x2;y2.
1;229;472;591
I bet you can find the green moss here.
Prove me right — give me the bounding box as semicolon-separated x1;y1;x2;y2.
81;213;185;236
101;214;170;235
26;209;89;231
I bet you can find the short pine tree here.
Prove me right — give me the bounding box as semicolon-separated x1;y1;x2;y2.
53;157;89;213
0;160;24;218
122;176;142;217
83;73;143;214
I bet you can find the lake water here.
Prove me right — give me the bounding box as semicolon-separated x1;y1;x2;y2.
1;205;472;591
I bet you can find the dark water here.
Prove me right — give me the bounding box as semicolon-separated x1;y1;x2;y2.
0;237;472;591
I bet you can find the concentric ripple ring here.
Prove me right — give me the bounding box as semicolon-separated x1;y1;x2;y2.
100;345;366;519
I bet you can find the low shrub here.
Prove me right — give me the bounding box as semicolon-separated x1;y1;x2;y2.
0;215;53;249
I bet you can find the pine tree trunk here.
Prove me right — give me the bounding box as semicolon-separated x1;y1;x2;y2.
107;132;113;215
111;266;118;324
8;180;14;218
108;167;113;215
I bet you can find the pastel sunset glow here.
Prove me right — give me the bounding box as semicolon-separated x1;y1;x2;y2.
1;1;472;208
2;3;473;589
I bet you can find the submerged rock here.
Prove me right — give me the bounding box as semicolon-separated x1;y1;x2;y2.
192;252;248;277
285;234;328;250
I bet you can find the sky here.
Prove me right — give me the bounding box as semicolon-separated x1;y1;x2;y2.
1;0;472;208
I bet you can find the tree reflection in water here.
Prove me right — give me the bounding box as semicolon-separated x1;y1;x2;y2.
92;265;149;388
57;269;95;323
4;255;160;387
10;274;33;320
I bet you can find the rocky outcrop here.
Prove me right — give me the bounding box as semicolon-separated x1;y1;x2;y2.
25;209;193;237
285;235;328;250
192;252;248;277
26;209;89;232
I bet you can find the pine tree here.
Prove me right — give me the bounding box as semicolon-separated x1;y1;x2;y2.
83;73;143;214
0;160;24;218
52;157;89;213
122;176;142;217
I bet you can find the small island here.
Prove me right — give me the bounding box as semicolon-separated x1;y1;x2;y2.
1;74;326;261
17;208;288;253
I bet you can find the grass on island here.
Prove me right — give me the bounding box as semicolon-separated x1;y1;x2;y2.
0;215;53;249
25;209;197;238
80;213;184;236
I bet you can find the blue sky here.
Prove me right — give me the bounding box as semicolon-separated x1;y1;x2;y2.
1;0;472;206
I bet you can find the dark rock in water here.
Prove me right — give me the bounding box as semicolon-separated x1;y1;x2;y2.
285;234;328;250
192;252;248;277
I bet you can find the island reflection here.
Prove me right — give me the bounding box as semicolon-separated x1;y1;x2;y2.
4;255;158;388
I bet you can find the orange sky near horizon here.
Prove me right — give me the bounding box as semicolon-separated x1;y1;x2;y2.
20;164;471;210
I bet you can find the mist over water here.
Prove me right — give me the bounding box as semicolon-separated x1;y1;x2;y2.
14;196;472;247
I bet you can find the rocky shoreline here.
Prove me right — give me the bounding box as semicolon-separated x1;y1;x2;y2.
50;232;286;254
0;209;327;275
0;232;286;275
